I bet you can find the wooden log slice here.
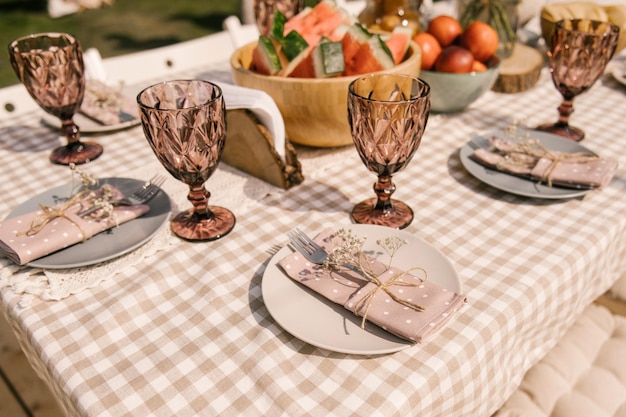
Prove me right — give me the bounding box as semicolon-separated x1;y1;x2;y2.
492;42;545;93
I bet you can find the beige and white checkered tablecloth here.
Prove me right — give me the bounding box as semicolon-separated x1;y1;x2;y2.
1;50;626;417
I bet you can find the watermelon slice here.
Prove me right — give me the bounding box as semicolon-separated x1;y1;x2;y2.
312;38;344;77
251;35;283;76
268;10;287;41
280;30;309;61
280;46;315;78
341;23;372;71
344;34;395;76
284;0;352;46
385;26;412;65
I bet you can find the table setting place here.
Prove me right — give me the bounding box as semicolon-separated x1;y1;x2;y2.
1;1;626;416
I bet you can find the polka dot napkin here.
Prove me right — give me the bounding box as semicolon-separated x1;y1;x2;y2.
470;136;618;189
0;186;150;265
278;228;467;344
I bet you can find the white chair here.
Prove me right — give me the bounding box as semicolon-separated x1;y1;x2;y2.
99;31;237;86
0;83;39;121
223;15;260;50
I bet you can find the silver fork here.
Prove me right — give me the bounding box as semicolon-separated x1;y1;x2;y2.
78;174;166;217
287;228;370;278
287;228;329;265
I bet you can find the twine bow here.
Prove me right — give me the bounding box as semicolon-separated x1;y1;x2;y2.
350;265;427;329
496;139;599;187
18;189;95;239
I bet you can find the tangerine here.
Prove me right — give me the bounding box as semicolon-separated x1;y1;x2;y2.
427;15;462;47
461;21;498;62
412;32;442;70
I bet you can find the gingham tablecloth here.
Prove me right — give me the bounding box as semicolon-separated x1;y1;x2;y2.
1;50;626;417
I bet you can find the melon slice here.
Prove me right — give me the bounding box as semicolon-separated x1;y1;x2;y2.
268;9;287;41
280;30;309;61
284;0;351;45
341;23;372;71
385;26;412;65
344;34;395;76
280;46;315;78
251;35;283;76
312;38;345;77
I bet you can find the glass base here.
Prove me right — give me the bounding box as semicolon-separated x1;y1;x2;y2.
171;206;236;241
536;123;585;142
351;198;413;229
50;141;103;165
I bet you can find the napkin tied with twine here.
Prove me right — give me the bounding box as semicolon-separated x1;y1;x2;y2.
278;229;466;343
470;137;618;189
80;80;139;125
0;185;149;265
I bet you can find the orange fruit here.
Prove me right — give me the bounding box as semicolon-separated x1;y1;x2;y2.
471;60;488;72
412;32;442;70
427;15;463;47
461;21;499;62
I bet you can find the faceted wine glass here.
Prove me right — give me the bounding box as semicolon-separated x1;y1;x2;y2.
8;32;103;165
347;73;430;229
536;19;619;141
137;80;235;241
254;0;304;36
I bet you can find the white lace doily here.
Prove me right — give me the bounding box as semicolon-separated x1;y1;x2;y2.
0;161;282;306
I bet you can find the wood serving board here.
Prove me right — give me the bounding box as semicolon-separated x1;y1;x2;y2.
492;42;545;93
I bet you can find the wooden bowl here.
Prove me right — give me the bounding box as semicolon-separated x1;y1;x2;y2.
540;3;626;53
230;41;421;148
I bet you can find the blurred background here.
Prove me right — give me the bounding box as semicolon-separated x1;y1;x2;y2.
0;0;242;87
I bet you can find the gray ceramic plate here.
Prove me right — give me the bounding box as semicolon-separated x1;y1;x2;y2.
40;84;141;133
7;177;170;269
42;111;140;133
262;224;462;355
459;130;596;199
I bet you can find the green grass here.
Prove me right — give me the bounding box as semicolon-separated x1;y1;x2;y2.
0;0;241;87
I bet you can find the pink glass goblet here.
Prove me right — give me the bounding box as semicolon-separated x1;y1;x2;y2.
254;0;304;36
8;32;103;165
536;19;619;141
348;73;431;229
137;80;235;241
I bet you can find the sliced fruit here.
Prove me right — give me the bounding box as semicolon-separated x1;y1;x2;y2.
341;23;372;71
284;0;351;45
385;25;412;64
313;38;345;77
251;35;283;75
280;30;309;61
268;10;287;41
281;46;316;78
344;34;394;76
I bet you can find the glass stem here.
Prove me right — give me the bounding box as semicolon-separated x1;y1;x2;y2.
373;175;395;213
187;184;213;220
556;98;575;127
61;118;82;148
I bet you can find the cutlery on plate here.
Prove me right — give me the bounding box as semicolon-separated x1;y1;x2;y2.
78;174;166;217
287;228;330;265
286;228;391;280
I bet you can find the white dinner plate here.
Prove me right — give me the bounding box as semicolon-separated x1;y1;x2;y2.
459;130;596;199
6;177;170;269
262;224;462;355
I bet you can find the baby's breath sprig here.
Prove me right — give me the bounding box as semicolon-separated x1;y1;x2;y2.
377;236;408;268
323;228;412;282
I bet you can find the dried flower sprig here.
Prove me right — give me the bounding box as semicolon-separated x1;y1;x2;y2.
322;228;428;327
20;166;118;238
